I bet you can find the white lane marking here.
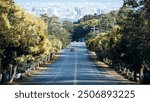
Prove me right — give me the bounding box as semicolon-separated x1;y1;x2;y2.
74;48;78;85
46;51;68;84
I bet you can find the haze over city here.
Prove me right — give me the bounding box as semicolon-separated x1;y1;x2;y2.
14;0;123;21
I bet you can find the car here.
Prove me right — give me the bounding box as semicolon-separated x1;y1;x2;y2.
70;48;75;52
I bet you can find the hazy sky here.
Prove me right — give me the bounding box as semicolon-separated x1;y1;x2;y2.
14;0;123;4
13;0;123;20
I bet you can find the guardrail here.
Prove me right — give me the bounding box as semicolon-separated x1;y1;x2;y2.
0;52;55;83
17;52;55;79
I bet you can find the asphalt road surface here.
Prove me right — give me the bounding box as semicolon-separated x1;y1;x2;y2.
20;42;135;85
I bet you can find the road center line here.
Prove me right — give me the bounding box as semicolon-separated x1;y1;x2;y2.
74;48;78;85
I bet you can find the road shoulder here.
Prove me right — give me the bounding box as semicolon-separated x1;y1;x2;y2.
88;51;137;84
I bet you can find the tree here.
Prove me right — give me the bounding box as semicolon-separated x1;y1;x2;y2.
84;0;150;82
41;14;71;48
0;1;51;84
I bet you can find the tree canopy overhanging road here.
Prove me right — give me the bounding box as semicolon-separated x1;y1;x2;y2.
0;0;150;84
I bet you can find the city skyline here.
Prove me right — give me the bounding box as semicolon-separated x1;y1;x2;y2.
14;0;123;8
14;0;124;21
14;0;123;4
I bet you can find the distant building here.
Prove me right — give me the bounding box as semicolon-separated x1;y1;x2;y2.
16;3;121;21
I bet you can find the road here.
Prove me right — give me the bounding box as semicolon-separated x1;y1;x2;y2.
20;42;135;85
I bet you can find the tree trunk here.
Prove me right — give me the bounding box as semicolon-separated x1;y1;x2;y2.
126;68;130;78
1;69;8;84
119;63;122;72
9;64;13;80
123;67;127;75
139;65;144;83
8;65;17;84
51;53;55;59
133;68;138;81
48;55;51;62
133;63;140;81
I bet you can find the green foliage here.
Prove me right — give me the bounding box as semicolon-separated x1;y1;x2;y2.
72;11;117;41
62;21;74;33
0;0;63;83
41;14;71;48
85;0;150;79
